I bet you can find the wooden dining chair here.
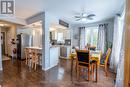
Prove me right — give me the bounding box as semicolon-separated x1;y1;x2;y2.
88;46;96;51
100;48;111;76
70;52;77;76
76;50;92;81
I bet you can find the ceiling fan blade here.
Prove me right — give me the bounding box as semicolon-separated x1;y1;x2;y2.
82;16;87;18
87;14;96;18
76;18;81;21
87;17;93;20
75;16;80;18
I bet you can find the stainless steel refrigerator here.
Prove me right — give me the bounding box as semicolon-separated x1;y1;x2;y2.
17;33;33;60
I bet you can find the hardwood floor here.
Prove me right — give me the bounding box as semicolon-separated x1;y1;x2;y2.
0;59;114;87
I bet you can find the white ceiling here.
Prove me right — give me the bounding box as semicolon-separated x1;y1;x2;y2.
1;0;124;25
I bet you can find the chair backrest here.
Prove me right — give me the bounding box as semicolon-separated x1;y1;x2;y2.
104;48;111;65
88;46;96;51
76;50;90;65
24;48;30;58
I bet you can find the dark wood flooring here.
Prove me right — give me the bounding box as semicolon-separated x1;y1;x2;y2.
0;59;115;87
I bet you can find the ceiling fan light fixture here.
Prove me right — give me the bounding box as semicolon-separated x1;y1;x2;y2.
74;11;95;21
82;13;87;17
81;18;87;21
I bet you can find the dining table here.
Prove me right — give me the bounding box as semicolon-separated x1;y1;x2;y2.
70;50;101;82
90;50;101;82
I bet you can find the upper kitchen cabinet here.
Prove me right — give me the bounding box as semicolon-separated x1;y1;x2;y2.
50;24;71;45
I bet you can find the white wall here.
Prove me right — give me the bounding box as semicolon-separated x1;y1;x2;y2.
32;28;42;47
42;12;59;70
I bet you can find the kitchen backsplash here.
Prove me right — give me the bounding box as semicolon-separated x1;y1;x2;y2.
51;39;71;45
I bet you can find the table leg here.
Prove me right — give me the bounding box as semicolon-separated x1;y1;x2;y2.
71;58;74;76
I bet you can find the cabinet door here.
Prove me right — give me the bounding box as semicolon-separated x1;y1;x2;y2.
60;47;67;57
50;47;59;68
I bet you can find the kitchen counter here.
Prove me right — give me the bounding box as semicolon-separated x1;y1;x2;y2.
50;45;71;59
50;45;71;47
25;47;42;50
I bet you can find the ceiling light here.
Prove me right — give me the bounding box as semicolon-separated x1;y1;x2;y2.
81;18;87;21
82;13;87;17
0;24;5;27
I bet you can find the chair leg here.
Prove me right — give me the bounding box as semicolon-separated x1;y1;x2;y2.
92;65;94;80
34;62;37;70
26;58;28;65
77;66;79;80
88;67;90;81
96;63;98;82
26;59;27;64
105;65;108;76
31;62;33;68
71;59;73;75
75;62;77;75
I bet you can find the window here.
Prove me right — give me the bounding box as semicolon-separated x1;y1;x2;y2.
57;33;64;43
85;27;98;46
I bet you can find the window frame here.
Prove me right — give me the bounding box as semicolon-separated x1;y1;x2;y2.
85;26;98;46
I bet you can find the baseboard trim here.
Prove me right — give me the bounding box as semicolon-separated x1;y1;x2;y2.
42;67;50;71
42;65;58;71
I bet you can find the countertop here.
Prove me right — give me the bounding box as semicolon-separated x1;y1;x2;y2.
25;47;42;50
50;45;71;48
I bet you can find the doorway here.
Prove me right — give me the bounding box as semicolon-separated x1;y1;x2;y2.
1;32;5;55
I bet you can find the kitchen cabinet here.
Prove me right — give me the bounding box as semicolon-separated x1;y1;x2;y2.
60;46;71;59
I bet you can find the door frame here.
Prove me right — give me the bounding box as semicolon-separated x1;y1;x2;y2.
124;0;130;87
0;27;3;70
1;32;6;55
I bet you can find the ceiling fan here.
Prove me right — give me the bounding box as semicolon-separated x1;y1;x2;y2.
74;12;96;21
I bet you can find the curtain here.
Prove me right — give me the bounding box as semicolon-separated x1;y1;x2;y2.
79;27;85;50
115;27;125;87
110;15;124;72
97;24;108;53
115;8;125;87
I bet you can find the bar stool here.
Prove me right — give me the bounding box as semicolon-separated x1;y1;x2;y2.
37;49;42;65
25;48;31;65
31;49;39;70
